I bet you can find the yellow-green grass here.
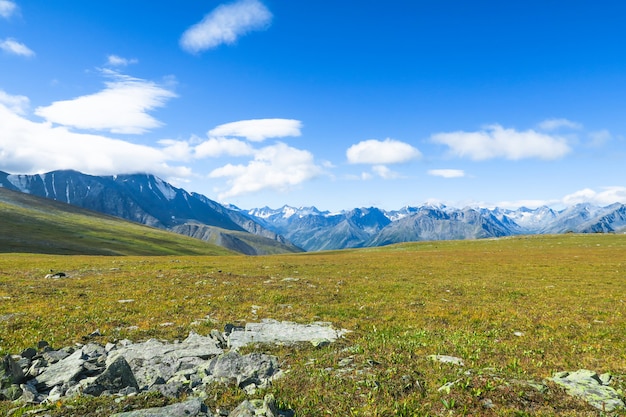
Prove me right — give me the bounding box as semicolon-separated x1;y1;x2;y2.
0;187;235;256
1;234;625;415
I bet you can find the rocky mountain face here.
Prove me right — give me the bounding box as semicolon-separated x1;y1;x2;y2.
3;169;626;253
242;202;626;251
0;170;301;255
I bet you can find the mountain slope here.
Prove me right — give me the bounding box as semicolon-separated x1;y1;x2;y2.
0;187;235;256
0;170;301;255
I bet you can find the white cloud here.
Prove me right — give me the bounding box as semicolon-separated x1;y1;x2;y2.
538;118;582;131
346;138;422;165
208;118;302;142
0;90;29;115
428;169;465;178
588;130;612;147
0;102;190;178
372;165;400;179
562;187;626;206
180;0;272;53
0;38;35;57
107;55;138;67
35;71;176;134
0;0;16;18
431;124;571;160
194;136;254;158
209;142;323;199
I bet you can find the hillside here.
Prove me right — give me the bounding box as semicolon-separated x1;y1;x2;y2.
0;187;235;256
0;170;302;255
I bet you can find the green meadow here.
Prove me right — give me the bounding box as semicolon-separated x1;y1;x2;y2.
1;234;625;415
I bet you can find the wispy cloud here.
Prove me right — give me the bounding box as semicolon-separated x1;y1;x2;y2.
428;169;465;178
431;124;571;160
106;54;138;67
562;187;626;206
372;165;400;179
0;0;17;19
0;89;29;115
538;118;582;131
208;118;301;142
587;130;613;147
35;70;177;134
209;142;323;199
180;0;272;53
346;138;422;164
0;38;35;57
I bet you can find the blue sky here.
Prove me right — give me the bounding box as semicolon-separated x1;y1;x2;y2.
1;0;626;211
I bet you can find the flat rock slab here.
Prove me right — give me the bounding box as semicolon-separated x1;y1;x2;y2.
111;397;210;417
427;355;465;367
228;319;348;349
34;349;85;389
550;369;624;412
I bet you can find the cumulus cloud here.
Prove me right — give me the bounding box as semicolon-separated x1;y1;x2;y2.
431;124;571;160
346;138;422;165
208;118;302;142
0;102;189;178
538;118;582;131
180;0;272;53
35;71;176;134
209;142;323;199
0;90;29;115
562;187;626;206
0;0;16;18
428;169;465;178
106;55;138;67
0;38;35;57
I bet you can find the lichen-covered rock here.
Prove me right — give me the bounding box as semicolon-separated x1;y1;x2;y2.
550;369;625;412
228;319;348;349
230;394;278;417
110;397;211;417
427;355;464;366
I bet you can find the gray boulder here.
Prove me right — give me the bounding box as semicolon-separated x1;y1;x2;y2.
81;355;138;396
34;349;85;389
550;369;625;412
202;352;280;391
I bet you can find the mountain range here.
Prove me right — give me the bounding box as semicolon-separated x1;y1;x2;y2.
2;170;626;253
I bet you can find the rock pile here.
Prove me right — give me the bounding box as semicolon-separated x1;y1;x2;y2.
0;320;347;416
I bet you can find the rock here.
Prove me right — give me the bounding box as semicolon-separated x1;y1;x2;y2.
35;349;85;389
230;394;279;417
427;355;464;366
202;352;280;391
81;356;138;396
19;382;41;403
550;369;625;412
310;338;331;348
1;354;25;388
21;348;37;360
110;397;211;417
0;383;23;400
42;349;71;364
228;319;348;349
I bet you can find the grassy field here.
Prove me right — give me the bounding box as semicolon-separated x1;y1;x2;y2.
1;234;625;415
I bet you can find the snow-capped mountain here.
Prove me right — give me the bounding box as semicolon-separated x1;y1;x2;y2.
3;169;626;254
240;202;626;251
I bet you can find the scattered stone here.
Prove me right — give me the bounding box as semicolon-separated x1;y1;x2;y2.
550;369;624;412
513;331;524;337
481;398;495;409
427;355;464;367
35;349;85;390
118;299;135;304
